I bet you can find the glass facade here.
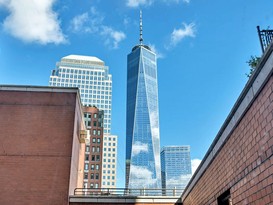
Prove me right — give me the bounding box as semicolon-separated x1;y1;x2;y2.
161;146;192;191
49;55;112;134
126;45;161;189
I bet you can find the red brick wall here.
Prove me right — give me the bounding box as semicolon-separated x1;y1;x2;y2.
182;75;273;204
0;90;80;205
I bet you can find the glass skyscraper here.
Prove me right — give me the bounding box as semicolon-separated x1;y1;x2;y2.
126;11;161;189
161;146;192;192
49;55;112;134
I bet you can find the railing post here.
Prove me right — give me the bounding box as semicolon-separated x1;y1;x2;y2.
173;187;176;196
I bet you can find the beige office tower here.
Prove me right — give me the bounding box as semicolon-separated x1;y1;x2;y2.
102;135;117;188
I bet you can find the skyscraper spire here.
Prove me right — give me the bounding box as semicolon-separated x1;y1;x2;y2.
139;10;143;45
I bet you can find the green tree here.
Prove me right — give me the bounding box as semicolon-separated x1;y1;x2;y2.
246;55;260;78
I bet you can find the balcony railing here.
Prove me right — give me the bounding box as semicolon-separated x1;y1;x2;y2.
257;26;273;53
74;187;184;197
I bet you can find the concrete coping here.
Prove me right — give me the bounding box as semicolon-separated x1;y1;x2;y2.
69;195;182;204
181;41;273;201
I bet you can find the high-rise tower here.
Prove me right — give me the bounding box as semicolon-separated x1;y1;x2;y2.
49;55;117;188
161;146;192;192
126;11;161;189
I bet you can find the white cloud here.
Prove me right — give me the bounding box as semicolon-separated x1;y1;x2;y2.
126;0;153;8
101;26;126;49
132;141;148;156
69;7;126;49
130;165;157;188
169;22;196;47
166;22;196;48
0;0;66;44
149;44;164;59
191;158;202;175
70;12;89;32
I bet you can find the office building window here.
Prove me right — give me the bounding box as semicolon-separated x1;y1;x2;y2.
95;173;99;180
97;138;101;143
85;146;90;152
92;138;96;143
90;173;94;179
84;173;88;179
96;164;99;170
91;155;95;161
91;164;95;170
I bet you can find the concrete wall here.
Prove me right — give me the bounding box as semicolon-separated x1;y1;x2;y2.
182;44;273;204
0;86;84;205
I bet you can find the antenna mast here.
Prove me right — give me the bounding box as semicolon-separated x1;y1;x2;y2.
139;10;143;45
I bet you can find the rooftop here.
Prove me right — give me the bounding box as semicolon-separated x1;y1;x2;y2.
61;55;105;66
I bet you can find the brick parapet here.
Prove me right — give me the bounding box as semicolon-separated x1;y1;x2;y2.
182;42;273;204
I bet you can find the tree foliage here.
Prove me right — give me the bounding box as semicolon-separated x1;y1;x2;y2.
246;56;260;78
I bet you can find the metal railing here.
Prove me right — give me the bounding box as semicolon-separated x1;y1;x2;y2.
74;187;184;197
257;26;273;53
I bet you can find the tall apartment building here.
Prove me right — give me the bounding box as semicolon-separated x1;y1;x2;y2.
102;135;117;188
126;11;161;189
83;106;104;189
161;146;192;191
49;55;117;188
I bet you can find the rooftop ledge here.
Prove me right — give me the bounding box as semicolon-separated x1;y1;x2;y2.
69;195;182;204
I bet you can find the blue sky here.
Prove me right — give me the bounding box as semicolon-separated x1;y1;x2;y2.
0;0;272;187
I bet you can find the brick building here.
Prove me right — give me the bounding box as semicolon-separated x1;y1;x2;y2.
82;106;104;188
0;86;86;205
181;42;273;203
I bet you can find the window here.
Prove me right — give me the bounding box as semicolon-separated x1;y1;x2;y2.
92;138;96;143
90;173;94;179
93;121;97;126
97;147;100;152
112;176;115;180
84;173;88;179
94;114;97;118
85;154;89;161
95;183;99;188
108;159;111;162
112;182;115;186
93;130;97;135
91;155;95;161
97;138;101;143
96;164;99;170
91;164;95;170
90;183;94;188
108;143;111;146
107;170;110;174
84;163;88;170
98;130;101;136
112;165;115;168
107;176;110;179
217;189;231;205
92;146;95;152
103;176;106;179
96;155;100;161
85;146;90;152
95;173;99;180
112;159;115;162
84;182;88;188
